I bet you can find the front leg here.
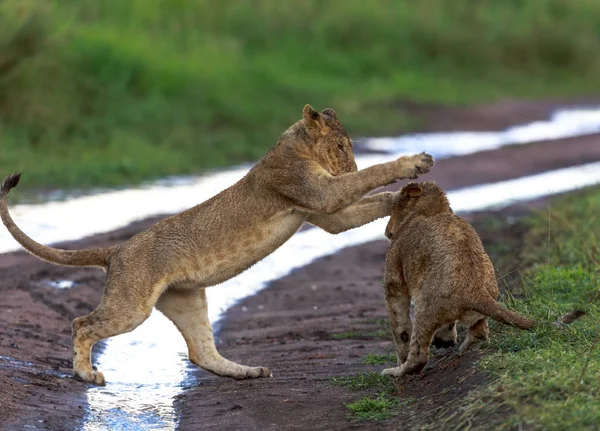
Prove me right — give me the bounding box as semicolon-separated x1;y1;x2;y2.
382;273;412;365
273;153;433;215
307;192;394;234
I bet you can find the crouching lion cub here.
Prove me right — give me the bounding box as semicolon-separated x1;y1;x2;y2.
381;181;535;378
0;105;434;386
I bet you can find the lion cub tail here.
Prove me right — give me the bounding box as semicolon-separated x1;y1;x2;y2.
1;173;113;269
472;298;536;330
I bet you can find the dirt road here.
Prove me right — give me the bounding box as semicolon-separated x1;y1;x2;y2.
0;99;599;430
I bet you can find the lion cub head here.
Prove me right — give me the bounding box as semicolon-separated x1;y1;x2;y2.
385;181;451;240
278;104;358;176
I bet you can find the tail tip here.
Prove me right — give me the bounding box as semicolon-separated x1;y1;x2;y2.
1;173;22;195
560;309;586;325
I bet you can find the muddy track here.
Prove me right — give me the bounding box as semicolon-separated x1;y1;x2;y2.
0;99;599;430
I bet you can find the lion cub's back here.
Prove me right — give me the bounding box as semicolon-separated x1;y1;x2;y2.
402;213;497;297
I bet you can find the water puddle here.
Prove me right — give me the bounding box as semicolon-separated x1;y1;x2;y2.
48;280;75;289
83;312;191;431
1;107;600;430
362;107;600;155
0;355;35;370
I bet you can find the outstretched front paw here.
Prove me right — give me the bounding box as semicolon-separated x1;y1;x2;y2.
392;152;434;181
408;152;434;178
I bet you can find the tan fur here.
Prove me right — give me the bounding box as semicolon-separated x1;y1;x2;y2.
0;105;434;385
381;182;535;378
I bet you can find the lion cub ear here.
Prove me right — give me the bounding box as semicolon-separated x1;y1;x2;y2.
321;108;337;121
405;183;423;198
303;104;329;132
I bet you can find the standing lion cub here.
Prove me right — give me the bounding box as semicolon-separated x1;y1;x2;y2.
381;181;535;378
1;105;433;385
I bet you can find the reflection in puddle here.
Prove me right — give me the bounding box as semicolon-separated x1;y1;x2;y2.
48;280;75;289
2;107;600;429
83;312;192;431
0;355;35;369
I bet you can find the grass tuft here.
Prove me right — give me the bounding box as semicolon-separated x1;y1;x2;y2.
346;393;404;421
331;330;389;340
331;372;394;392
362;353;397;366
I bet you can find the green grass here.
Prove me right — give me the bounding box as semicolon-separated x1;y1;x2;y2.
2;0;600;191
346;393;403;421
333;372;414;422
331;329;389;340
360;317;389;327
523;189;600;268
331;372;395;392
480;267;599;430
333;373;412;422
363;354;397;365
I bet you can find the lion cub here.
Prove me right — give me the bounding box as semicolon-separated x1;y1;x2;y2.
381;182;535;377
1;105;433;386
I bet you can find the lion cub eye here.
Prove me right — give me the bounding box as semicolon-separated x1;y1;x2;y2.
337;143;344;151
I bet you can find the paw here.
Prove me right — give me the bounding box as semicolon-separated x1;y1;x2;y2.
234;366;272;380
459;334;487;354
382;367;404;377
458;337;484;354
255;366;273;378
408;152;434;178
458;342;470;354
384;358;427;377
74;369;106;386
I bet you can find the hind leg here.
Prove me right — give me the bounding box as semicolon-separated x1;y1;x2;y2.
433;321;457;348
383;277;412;364
72;279;160;385
459;312;489;353
382;305;439;377
156;286;271;379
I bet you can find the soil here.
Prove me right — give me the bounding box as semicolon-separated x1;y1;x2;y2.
389;97;600;133
0;98;598;430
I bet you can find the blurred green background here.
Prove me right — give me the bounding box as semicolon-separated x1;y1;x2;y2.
1;0;599;189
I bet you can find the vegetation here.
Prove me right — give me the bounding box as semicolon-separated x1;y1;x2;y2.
362;353;397;365
431;265;599;430
332;371;410;422
471;187;600;430
2;0;600;190
331;371;395;392
346;393;406;421
331;329;389;340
